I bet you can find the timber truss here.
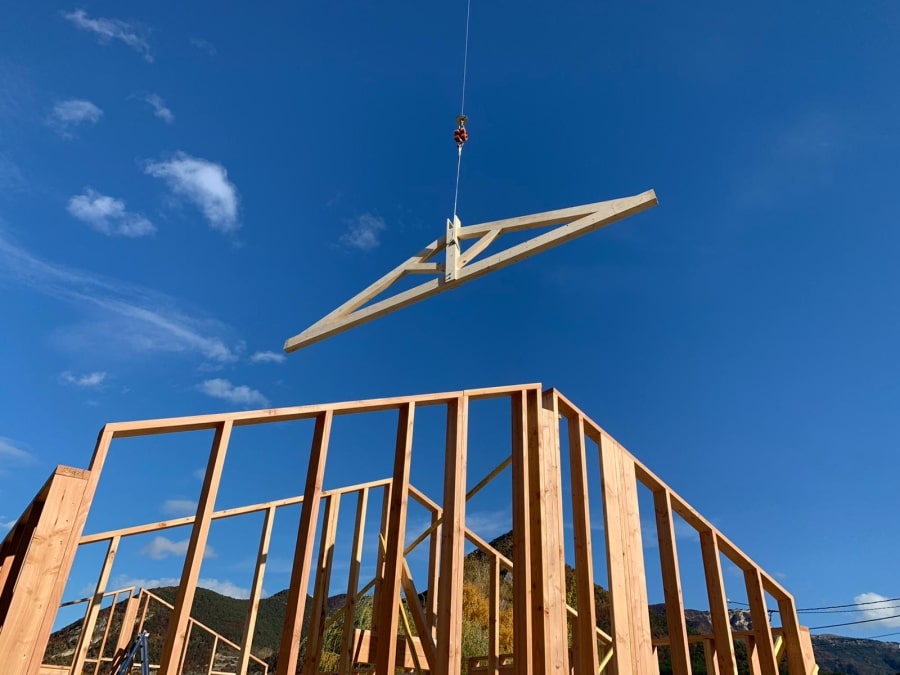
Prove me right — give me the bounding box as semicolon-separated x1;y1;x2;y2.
285;190;658;351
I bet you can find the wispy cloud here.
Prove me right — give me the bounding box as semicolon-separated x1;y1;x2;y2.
60;370;106;387
198;379;269;407
0;229;241;362
67;188;155;237
855;593;900;629
250;350;286;364
142;535;216;560
112;574;250;599
161;499;197;516
340;213;386;251
138;92;174;123
0;155;25;193
0;437;35;477
48;99;102;137
189;38;217;56
62;10;152;62
0;516;16;531
145;153;240;233
0;437;34;463
466;509;511;540
737;111;843;208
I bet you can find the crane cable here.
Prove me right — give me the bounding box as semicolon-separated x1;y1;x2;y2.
452;0;472;222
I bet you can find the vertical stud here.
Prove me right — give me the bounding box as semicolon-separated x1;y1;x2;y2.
276;411;333;675
434;395;468;675
374;403;415;674
700;531;738;675
159;421;232;675
654;490;691;675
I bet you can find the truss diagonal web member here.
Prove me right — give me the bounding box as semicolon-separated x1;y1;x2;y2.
284;190;658;352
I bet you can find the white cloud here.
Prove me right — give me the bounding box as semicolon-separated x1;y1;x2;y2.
0;437;33;462
340;213;386;251
195;578;251;598
145;153;240;233
198;379;269;407
141;535;216;560
161;499;197;516
48;99;102;137
112;575;248;599
0;437;35;477
0;230;241;362
250;350;286;364
140;93;174;123
189;38;217;56
67;188;155;237
60;371;106;387
62;10;152;62
855;593;900;629
0;516;16;531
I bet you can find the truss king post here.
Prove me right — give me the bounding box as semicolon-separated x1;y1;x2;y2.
445;215;461;282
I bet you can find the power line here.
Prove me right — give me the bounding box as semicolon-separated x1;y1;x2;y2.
871;631;900;640
798;597;900;612
728;597;900;613
806;612;900;630
798;604;900;615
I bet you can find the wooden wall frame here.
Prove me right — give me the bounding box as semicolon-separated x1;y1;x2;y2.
1;384;817;675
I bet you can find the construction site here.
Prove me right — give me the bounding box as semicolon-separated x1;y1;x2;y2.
0;380;818;674
0;190;821;674
10;1;899;674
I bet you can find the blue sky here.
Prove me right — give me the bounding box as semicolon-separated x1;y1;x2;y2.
2;0;900;642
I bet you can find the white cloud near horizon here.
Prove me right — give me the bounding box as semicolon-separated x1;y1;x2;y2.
0;229;241;362
340;213;386;251
142;535;216;560
48;99;102;137
67;188;155;237
140;93;174;123
161;499;197;516
63;10;153;62
198;379;269;407
60;371;106;387
855;593;900;629
250;350;286;364
145;153;240;233
112;574;252;599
